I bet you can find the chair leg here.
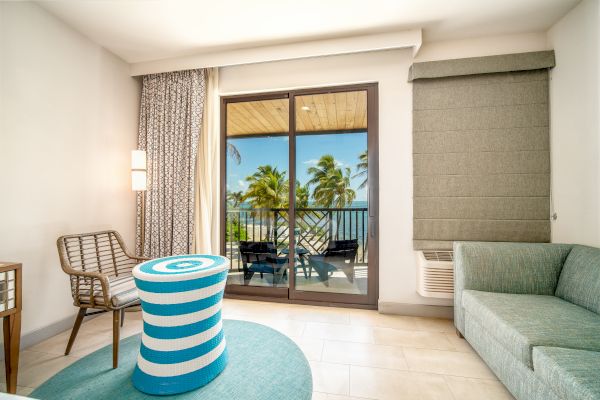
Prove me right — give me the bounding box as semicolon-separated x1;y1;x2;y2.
120;309;125;328
113;310;120;369
65;308;86;355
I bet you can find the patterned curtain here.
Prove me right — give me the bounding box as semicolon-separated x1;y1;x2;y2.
136;69;206;258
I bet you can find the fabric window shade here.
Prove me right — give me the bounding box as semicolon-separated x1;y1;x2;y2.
412;52;554;250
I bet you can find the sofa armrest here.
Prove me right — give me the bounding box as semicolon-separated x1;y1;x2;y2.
454;241;573;334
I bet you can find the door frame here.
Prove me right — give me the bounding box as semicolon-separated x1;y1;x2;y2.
220;83;379;308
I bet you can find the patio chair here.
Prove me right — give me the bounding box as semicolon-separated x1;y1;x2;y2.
307;239;359;286
56;230;149;368
238;241;288;285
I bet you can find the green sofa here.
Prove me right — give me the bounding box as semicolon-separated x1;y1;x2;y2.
454;242;600;400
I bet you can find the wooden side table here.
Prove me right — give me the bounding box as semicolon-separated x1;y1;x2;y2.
0;263;22;394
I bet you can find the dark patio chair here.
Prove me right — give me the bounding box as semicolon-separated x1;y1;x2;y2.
307;239;359;286
238;241;288;285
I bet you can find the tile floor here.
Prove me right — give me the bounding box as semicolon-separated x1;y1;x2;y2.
1;299;515;399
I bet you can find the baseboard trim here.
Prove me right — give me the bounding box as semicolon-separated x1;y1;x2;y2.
0;310;104;360
378;301;454;319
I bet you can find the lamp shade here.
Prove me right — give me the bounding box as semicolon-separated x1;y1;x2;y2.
131;150;147;170
132;170;147;191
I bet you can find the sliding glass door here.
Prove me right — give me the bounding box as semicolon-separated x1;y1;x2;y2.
221;84;378;306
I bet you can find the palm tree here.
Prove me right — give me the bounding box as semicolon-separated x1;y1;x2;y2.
227;190;244;208
353;150;368;189
242;165;289;240
243;165;288;208
307;155;356;208
225;191;246;242
227;143;241;165
295;181;310;208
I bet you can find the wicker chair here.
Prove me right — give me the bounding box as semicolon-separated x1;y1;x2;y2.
57;230;149;368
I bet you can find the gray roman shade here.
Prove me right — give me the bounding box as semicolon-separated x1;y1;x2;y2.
411;51;555;250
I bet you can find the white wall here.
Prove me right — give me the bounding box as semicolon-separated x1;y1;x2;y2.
0;2;141;339
547;0;600;246
220;49;452;308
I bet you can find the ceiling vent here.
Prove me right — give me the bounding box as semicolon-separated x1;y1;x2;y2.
417;251;454;299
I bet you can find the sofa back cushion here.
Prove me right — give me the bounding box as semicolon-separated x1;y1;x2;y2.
555;245;600;314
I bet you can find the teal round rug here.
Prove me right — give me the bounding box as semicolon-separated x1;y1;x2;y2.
30;320;312;400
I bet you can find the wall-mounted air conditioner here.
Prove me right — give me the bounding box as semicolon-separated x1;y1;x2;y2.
417;251;454;299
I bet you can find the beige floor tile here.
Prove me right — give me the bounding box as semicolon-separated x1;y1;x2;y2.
222;299;293;320
0;383;34;396
444;332;475;353
227;315;306;337
403;348;497;379
0;349;57;377
224;300;353;324
444;376;515;400
17;351;80;388
290;336;324;361
288;306;351;325
68;331;114;358
413;317;455;333
304;322;374;344
121;319;144;339
349;311;421;331
28;313;141;357
310;361;350;395
18;386;34;396
372;327;455;350
322;340;408;370
350;366;455;400
27;329;72;356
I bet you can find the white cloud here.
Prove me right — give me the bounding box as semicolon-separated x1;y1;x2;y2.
303;159;319;165
302;158;345;167
237;180;247;188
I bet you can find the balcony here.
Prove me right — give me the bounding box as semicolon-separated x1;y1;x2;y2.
225;207;368;294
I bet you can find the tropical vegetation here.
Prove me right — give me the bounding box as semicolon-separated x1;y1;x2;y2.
225;150;366;241
354;150;368;189
307;155;356;208
226;151;366;210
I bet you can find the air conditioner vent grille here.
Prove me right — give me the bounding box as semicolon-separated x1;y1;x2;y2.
417;250;454;299
422;251;453;262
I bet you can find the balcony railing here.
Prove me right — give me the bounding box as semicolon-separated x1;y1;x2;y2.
225;207;368;269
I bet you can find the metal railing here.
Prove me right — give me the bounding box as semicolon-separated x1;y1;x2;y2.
226;207;368;269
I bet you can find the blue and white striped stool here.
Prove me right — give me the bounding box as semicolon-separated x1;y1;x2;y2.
131;254;230;395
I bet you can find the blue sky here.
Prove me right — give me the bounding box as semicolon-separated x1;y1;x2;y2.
226;132;368;202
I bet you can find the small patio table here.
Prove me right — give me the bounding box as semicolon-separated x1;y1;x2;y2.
131;254;229;395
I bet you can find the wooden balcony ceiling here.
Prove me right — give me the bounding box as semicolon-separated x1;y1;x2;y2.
226;91;367;136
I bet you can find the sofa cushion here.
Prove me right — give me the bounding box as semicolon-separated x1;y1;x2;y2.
555;245;600;315
533;347;600;400
462;290;600;368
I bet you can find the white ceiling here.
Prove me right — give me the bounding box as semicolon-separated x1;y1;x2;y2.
38;0;579;64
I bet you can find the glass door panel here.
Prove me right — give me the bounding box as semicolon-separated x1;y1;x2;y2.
292;90;370;297
224;98;290;289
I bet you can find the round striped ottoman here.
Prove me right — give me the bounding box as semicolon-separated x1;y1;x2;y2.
131;254;229;395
